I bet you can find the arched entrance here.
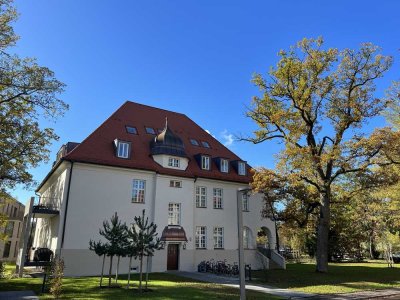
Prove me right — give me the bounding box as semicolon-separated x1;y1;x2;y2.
257;226;273;249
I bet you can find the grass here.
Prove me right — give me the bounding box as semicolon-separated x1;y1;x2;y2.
0;263;281;300
253;260;400;294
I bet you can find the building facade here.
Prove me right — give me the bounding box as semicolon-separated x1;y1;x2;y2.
0;197;24;262
28;102;282;276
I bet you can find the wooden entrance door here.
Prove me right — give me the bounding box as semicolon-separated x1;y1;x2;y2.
167;244;179;270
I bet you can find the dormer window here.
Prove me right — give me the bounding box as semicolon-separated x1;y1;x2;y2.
190;139;199;146
238;161;246;175
201;141;210;148
201;155;210;170
220;159;229;173
145;127;156;134
168;157;180;168
115;140;131;159
126;126;137;134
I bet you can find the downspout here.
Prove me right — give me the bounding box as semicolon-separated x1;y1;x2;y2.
60;161;74;255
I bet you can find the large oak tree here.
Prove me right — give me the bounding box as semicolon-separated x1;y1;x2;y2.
0;0;67;194
246;37;399;272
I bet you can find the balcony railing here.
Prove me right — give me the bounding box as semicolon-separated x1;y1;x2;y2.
32;204;59;218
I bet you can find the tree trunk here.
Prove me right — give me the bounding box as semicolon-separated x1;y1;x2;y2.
115;256;120;283
108;255;114;287
139;253;143;293
127;256;132;289
316;191;330;273
145;256;149;289
100;254;105;287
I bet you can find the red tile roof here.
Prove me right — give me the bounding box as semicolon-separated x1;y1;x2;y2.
63;101;251;184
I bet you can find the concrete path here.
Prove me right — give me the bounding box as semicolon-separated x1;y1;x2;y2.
174;271;315;299
175;272;400;299
0;291;38;300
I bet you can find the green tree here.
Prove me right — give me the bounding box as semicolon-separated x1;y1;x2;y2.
98;212;128;287
129;209;162;292
0;0;67;194
89;240;108;287
247;37;398;272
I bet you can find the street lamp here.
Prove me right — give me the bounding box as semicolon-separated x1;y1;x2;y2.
237;187;251;300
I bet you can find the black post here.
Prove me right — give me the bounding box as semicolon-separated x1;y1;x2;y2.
41;273;47;293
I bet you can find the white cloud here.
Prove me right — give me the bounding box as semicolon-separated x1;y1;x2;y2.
221;129;234;147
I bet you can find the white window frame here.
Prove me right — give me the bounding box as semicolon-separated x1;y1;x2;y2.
168;157;180;168
242;193;249;211
169;180;182;188
238;161;246;175
168;203;181;225
220;159;229;173
132;179;146;203
195;226;207;249
117;141;130;159
213;188;223;209
213;227;224;249
195;186;207;208
243;227;251;249
201;156;210;170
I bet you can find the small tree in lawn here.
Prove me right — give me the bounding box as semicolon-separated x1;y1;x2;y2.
98;212;128;287
89;240;108;287
125;239;138;289
130;209;162;292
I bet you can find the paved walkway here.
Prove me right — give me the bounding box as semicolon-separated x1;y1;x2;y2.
0;291;38;300
175;272;400;299
175;271;315;298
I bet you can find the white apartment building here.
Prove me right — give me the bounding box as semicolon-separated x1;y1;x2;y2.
27;101;283;276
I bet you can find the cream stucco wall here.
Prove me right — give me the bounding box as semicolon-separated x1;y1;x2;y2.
35;162;276;276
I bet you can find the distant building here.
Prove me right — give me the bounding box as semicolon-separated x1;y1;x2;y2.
27;101;284;276
0;196;24;262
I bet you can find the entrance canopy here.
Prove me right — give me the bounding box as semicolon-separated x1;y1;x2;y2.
160;226;188;242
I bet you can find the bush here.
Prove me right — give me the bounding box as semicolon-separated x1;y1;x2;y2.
0;261;5;279
49;257;65;299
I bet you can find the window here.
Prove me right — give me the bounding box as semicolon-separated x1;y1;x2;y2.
201;156;210;170
195;226;207;249
243;227;251;249
126;126;138;134
132;180;146;203
213;227;224;249
213;188;223;209
201;141;210;148
12;207;17;218
168;203;181;225
195;186;207;208
116;141;130;158
190;139;199;146
5;221;14;237
145;127;156;134
3;241;11;258
242;193;249;211
168;157;180;168
220;159;229;173
170;180;182;188
238;161;246;175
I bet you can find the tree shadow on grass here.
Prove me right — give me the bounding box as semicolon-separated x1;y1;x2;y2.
254;263;400;292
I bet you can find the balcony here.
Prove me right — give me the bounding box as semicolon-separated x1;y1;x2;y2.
32;204;59;218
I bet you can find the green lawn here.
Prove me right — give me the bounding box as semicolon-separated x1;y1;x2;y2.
0;263;280;299
253;261;400;294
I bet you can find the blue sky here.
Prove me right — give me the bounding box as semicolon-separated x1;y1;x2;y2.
10;0;400;203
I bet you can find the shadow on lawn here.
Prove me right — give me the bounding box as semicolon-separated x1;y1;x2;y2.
255;263;400;291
